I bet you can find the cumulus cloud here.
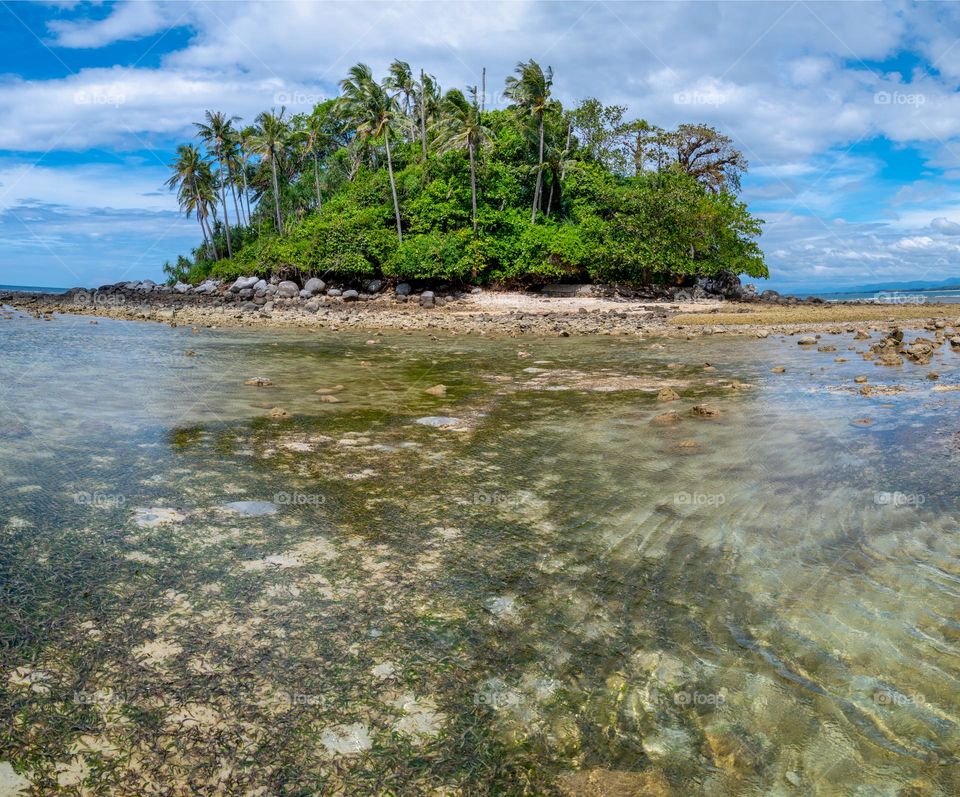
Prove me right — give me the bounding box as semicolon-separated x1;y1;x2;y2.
3;0;960;287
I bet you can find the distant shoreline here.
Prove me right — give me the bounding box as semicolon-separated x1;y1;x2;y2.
3;284;958;339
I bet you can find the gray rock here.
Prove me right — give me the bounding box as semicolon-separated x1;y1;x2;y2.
230;276;259;293
173;281;191;294
797;335;818;345
238;288;253;299
303;277;326;296
194;279;219;295
241;301;258;312
471;286;482;294
299;289;312;299
395;283;412;296
342;289;359;301
253;279;267;293
327;288;342;297
415;416;461;427
276;280;299;298
266;284;277;296
363;279;383;293
223;501;278;516
420;290;435;300
304;299;321;313
269;276;280;285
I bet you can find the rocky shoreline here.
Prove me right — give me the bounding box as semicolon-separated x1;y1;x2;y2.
2;274;957;339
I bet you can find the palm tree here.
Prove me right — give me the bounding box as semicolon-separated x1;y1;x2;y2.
194;110;240;257
414;70;441;160
234;125;256;223
385;59;415;140
337;63;404;242
166;144;218;260
434;87;492;233
250;108;290;234
504;59;554;222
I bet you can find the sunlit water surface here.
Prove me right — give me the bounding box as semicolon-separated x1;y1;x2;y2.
0;310;958;796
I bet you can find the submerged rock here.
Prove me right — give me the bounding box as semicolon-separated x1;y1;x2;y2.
691;404;721;418
0;761;30;796
223;501;278;516
415;416;461;427
657;388;680;401
133;507;186;528
319;723;372;756
244;377;272;387
557;768;676;797
425;384;447;396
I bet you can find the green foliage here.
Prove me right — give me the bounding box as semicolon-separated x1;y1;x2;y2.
174;59;768;287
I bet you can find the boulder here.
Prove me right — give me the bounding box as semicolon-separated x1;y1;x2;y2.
173;281;191;294
759;290;780;302
363;279;383;293
395;282;412;296
253;279;268;294
657;388;680;401
194;279;219;295
275;280;300;298
797;335;817;345
342;290;359;302
230;276;259;293
696;270;744;299
327;288;342;297
303;277;326;295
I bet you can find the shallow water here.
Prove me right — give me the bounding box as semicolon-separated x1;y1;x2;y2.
1;310;958;795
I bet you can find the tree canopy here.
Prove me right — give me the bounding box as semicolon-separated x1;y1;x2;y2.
165;59;767;288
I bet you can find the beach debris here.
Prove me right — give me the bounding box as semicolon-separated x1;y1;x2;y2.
245;377;272;387
770;366;786;373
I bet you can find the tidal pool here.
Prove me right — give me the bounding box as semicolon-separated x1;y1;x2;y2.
0;311;958;795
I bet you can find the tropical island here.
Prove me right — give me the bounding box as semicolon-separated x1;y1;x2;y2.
161;59;767;293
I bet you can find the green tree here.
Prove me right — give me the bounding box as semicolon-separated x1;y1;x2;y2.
337;63;404;241
194;110;242;257
166;144;219;260
434;87;492;233
504;59;553;222
250;108;290;234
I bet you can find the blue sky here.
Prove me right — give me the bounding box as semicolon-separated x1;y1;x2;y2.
2;1;960;291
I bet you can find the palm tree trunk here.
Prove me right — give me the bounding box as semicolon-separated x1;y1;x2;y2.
546;176;554;217
419;70;428;161
200;212;218;260
218;166;232;257
532;114;545;223
241;158;252;221
469;139;478;234
269;153;283;234
229;168;243;228
313;152;323;210
384;131;403;242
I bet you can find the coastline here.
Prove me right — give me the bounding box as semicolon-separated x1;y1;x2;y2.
3;284;958;339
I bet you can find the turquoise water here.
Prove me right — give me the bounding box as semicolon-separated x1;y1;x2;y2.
0;309;958;795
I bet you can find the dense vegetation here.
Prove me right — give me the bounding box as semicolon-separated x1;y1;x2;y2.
164;59;767;288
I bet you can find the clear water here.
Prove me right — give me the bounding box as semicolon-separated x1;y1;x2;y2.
1;309;958;795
